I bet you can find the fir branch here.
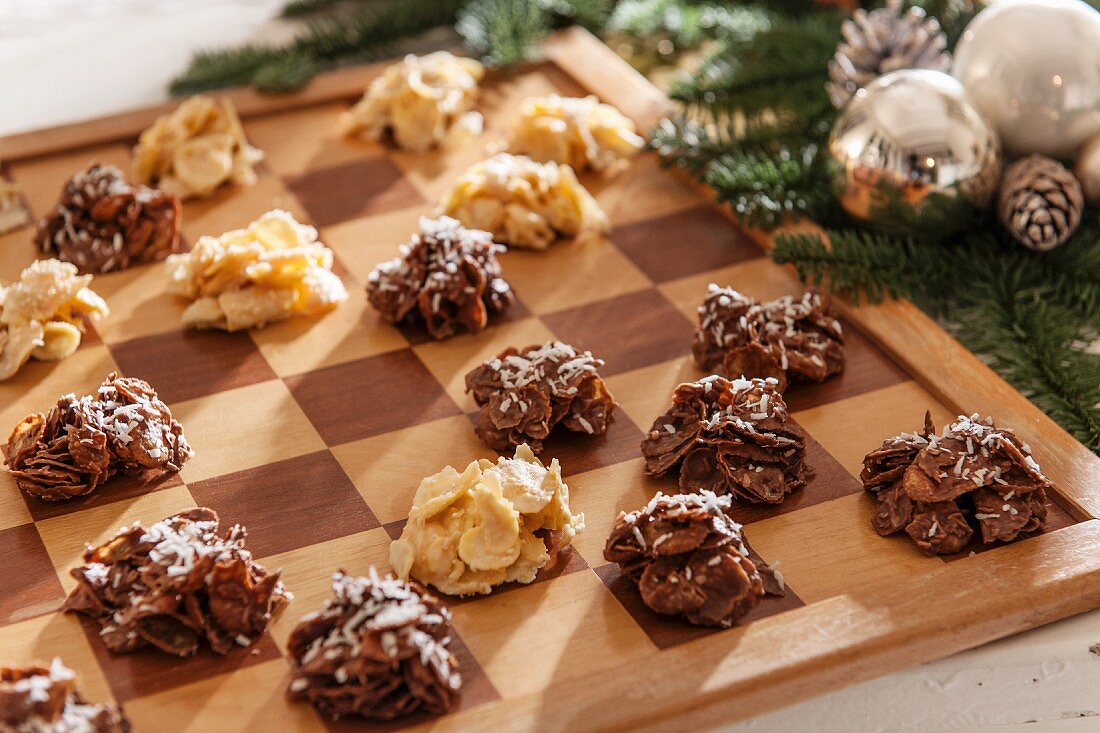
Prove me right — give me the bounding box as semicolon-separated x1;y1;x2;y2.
457;0;550;66
281;0;349;18
704;146;835;230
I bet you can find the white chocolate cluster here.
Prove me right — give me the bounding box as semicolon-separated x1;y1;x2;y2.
510;95;644;172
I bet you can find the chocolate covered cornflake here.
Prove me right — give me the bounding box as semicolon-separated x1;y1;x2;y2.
367;216;514;340
5;372;192;502
63;507;289;657
604;490;783;628
862;413;1053;555
288;570;461;721
694;285;844;391
34;163;183;274
641;375;807;504
0;659;129;733
465;341;616;453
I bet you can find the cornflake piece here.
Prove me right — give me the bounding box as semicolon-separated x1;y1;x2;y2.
439;153;610;250
132;95;263;199
641;376;808;504
510;95;644;172
367;216;514;340
5;372;192;501
604;490;783;628
339;51;484;152
390;444;585;597
0;259;108;381
63;507;289;657
0;179;31;234
465;341;615;453
35;163;183;274
694;286;844;392
862;413;1053;555
166;209;348;331
0;658;130;732
287;570;461;721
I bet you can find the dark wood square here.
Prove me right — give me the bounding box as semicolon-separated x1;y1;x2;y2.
540;289;695;377
285;157;427;228
285;349;462;446
109;329;277;405
187;451;379;558
0;524;65;625
611;206;761;283
537;411;645;478
23;471;184;522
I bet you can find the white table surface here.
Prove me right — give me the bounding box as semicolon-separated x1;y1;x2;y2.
2;2;1098;731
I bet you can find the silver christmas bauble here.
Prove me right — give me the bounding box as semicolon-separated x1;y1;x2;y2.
828;69;1002;237
953;0;1100;160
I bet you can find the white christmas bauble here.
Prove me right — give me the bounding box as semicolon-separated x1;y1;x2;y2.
953;0;1100;160
1075;134;1100;207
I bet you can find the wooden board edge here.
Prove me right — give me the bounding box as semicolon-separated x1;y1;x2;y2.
425;519;1100;732
540;27;1100;522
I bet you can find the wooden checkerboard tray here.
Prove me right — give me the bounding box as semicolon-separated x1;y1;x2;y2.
2;29;1099;732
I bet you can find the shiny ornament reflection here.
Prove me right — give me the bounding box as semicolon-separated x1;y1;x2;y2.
953;0;1100;160
1074;134;1100;207
828;69;1002;237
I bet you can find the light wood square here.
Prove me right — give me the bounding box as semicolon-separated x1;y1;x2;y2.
9;142;132;218
744;492;944;604
0;344;118;431
319;204;425;284
244;102;386;177
174;379;327;484
249;288;409;377
567;457;677;568
603;355;699;434
87;260;187;343
792;380;956;479
123;660;327;733
37;484;197;593
584;155;702;228
0;612;115;705
498;235;651;314
450;569;657;698
181;175;311;244
331;414;487;525
260;527;393;650
412;316;557;412
0;469;32;531
0;227;36;283
658;256;802;323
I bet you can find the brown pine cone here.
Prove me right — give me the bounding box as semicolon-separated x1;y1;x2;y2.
0;659;130;732
862;414;1053;555
367;215;514;340
34;163;183;274
604;490;783;628
63;507;288;657
998;155;1084;250
287;570;461;721
641;376;808;504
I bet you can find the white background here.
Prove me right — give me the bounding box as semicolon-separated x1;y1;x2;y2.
2;1;1099;730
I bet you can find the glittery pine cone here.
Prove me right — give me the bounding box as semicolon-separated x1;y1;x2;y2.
997;155;1084;251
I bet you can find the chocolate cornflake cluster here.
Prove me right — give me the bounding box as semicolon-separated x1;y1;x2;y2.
465;341;616;453
641;376;807;504
5;372;192;502
863;413;1053;555
604;490;783;628
693;286;844;391
288;570;461;721
34;163;183;274
367;216;515;340
0;659;130;733
63;507;289;656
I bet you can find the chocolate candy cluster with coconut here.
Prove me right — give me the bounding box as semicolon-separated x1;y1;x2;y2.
367;216;514;340
693;286;843;391
0;659;130;732
862;413;1053;555
465;341;615;453
641;375;807;504
63;508;289;656
287;570;461;721
5;372;192;501
604;490;783;627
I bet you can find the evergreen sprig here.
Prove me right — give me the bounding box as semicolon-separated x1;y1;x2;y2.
457;0;550;66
